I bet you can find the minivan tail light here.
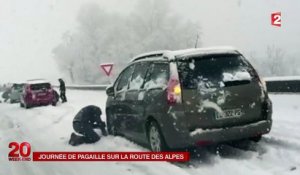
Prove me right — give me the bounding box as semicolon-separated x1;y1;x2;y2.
26;87;31;94
174;84;181;94
167;76;182;105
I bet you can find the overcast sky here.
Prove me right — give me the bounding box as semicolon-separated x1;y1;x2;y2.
0;0;299;84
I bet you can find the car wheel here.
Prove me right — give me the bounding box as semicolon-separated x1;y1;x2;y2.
148;121;167;151
106;110;118;136
20;102;24;108
52;101;57;106
10;99;14;104
24;103;30;109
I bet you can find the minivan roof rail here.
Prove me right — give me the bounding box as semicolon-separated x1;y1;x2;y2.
130;46;239;62
131;50;169;62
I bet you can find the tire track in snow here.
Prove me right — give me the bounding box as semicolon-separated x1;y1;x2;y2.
52;104;74;124
262;136;300;151
0;112;45;175
1;92;300;175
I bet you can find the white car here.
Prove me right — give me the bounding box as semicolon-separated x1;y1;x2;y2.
10;83;25;103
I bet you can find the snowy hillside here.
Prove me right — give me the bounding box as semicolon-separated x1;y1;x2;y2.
0;90;299;175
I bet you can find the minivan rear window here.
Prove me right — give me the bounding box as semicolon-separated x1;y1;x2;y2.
177;54;255;89
30;83;51;91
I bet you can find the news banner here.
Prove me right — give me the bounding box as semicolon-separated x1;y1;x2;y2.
8;142;190;162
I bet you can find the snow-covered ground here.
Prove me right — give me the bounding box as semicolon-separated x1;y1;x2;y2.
0;90;299;175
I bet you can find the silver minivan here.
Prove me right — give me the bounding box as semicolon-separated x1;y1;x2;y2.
106;47;272;151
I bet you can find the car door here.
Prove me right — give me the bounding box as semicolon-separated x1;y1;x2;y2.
132;62;170;143
112;64;135;134
125;61;151;140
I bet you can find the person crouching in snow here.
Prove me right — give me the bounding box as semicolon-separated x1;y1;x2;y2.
69;105;107;146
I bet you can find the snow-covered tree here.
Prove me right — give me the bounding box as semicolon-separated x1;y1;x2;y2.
53;0;201;84
247;45;299;77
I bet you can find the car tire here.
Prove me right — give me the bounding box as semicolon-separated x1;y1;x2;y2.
52;101;57;106
106;110;118;136
10;99;14;104
20;102;24;108
147;121;168;152
24;103;30;109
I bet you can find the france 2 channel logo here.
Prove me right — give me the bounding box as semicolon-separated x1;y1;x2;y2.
271;12;281;27
8;142;32;161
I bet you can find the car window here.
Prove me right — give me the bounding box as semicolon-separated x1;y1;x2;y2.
13;84;24;90
144;63;169;90
30;83;51;90
116;65;135;91
177;54;254;89
128;62;150;90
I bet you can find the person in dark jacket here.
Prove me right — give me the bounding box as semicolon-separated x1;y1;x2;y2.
69;105;107;146
58;78;67;103
2;88;11;102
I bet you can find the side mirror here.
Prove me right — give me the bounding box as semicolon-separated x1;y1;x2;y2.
106;86;115;96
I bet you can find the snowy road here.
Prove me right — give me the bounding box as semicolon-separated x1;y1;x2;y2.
0;90;299;175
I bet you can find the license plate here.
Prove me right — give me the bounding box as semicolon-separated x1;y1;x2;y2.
215;108;243;120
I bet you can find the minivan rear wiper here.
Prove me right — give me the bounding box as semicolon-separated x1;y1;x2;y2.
223;80;251;87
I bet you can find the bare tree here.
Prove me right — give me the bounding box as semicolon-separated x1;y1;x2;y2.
266;45;286;76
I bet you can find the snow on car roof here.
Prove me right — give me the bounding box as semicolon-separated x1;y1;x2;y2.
12;81;25;85
171;46;239;58
26;79;50;84
131;50;168;62
131;46;239;62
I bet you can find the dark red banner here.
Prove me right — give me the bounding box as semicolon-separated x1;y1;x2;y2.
32;152;190;162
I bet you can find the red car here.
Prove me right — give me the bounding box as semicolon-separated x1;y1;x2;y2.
20;79;57;108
